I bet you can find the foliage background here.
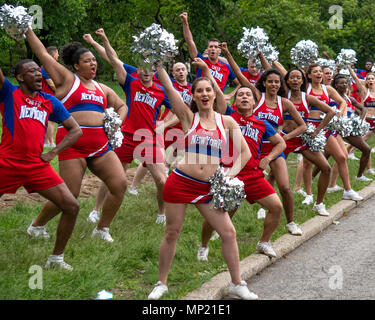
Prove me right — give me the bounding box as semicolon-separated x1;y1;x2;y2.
1;0;375;78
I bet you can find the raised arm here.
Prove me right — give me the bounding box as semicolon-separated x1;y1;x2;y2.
258;52;272;71
180;12;198;59
272;61;288;78
25;28;74;94
348;66;366;98
219;42;261;102
192;58;227;114
95;28;127;85
306;95;335;135
83;33;115;64
155;64;193;131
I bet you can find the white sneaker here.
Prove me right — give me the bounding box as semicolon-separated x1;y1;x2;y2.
302;194;314;205
294;188;307;197
371;147;375;153
367;168;375;175
257;208;266;219
297;153;303;162
347;153;360;160
45;254;73;271
148;281;168;300
312;202;329;216
197;246;209;261
92;227;114;242
256;241;277;258
27;222;50;239
286;222;303;236
87;210;100;223
127;187;138;196
343;189;363;201
356;175;372;182
155;214;166;225
327;185;343;193
228;281;258;300
210;231;220;241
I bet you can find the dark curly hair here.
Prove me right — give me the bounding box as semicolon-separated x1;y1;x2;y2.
255;68;286;97
60;42;90;70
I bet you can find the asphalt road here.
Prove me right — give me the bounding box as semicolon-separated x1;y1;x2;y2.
224;195;375;300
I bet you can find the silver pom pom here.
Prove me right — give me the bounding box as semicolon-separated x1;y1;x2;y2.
316;58;337;74
338;68;352;82
208;167;246;212
300;122;326;152
0;4;32;40
322;105;352;137
131;23;178;70
290;40;319;69
336;49;357;68
346;114;370;137
237;26;269;60
103;107;123;149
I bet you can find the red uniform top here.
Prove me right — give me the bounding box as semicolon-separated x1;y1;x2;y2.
121;74;171;136
40;66;55;96
185;112;226;158
284;91;309;121
307;83;330;110
61;75;107;114
363;89;375;110
228;109;276;174
196;52;236;92
252;92;284;129
0;78;71;162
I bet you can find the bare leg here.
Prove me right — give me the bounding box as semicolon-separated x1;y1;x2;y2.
257;193;283;242
301;149;331;204
146;163;167;215
196;203;242;285
270;157;294;224
345;135;370;177
87;151;127;229
158;203;187;284
130;163;148;189
293;160;304;191
37;183;80;255
33;158;86;226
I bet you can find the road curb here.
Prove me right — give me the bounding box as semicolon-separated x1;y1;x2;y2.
182;181;375;300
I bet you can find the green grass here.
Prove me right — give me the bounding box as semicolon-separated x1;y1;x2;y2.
1;80;375;299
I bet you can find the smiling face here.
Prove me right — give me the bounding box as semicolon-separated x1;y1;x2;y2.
192;78;216;110
308;65;323;84
17;61;43;92
74;51;97;79
264;73;281;95
287;69;304;91
235;87;255;113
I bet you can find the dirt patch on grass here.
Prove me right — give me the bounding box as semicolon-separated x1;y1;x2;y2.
0;167;155;212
